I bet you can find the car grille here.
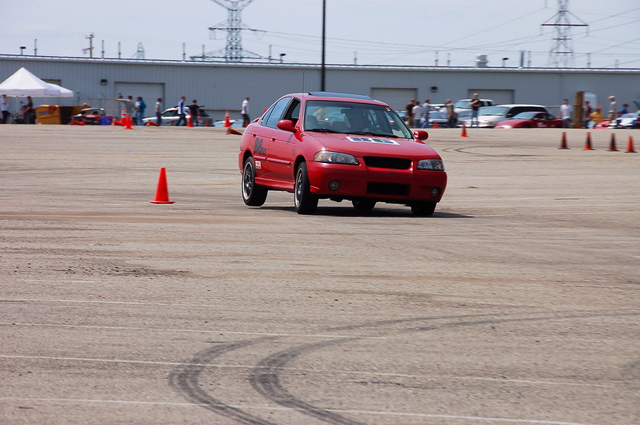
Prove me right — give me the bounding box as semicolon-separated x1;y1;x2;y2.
367;182;409;196
363;156;411;170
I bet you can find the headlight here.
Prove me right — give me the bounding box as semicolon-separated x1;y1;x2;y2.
314;151;359;165
417;159;445;171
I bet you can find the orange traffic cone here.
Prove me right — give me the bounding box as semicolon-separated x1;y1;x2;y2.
583;132;594;150
559;131;569;149
70;119;85;126
460;122;468;138
607;133;618;151
625;136;637;153
187;115;193;127
224;110;231;128
149;167;175;204
146;120;160;127
124;115;133;130
226;126;243;135
433;122;439;129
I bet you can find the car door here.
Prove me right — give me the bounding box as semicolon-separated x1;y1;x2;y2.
251;97;291;182
268;98;301;185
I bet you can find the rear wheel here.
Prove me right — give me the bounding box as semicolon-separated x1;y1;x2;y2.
352;199;376;210
410;201;436;217
294;162;318;214
242;157;268;206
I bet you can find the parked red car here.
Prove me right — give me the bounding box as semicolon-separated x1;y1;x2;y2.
71;108;109;125
239;92;447;216
494;111;564;128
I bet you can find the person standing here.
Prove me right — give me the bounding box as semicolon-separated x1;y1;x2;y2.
470;93;482;128
559;98;573;128
583;100;592;129
1;94;8;124
134;96;146;125
241;96;250;127
176;96;187;126
607;96;617;121
445;99;456;128
187;99;200;126
405;99;416;127
412;101;424;128
421;99;431;128
155;98;163;125
23;96;35;124
116;95;135;121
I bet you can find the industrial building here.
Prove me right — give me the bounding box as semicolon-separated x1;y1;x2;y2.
1;55;638;122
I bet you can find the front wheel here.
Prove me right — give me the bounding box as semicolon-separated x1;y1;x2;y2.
410;201;436;217
242;156;268;206
294;162;318;214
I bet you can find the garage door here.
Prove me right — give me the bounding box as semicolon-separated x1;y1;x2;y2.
370;88;418;112
113;82;164;117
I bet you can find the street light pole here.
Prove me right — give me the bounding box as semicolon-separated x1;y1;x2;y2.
321;0;326;91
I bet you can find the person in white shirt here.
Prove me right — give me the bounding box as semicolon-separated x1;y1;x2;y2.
176;96;187;126
559;98;573;128
412;102;425;128
155;98;163;125
1;94;9;124
241;96;250;127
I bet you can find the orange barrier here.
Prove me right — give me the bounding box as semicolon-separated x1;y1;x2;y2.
559;131;568;149
582;132;594;150
607;133;618;151
625;136;637;153
149;167;175;204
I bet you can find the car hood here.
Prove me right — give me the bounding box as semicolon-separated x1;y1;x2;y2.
302;132;441;158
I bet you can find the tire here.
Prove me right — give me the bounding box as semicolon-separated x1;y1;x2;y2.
294;162;318;214
410;201;436;217
242;156;268;206
352;199;376;210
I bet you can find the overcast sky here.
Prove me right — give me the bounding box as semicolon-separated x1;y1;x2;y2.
1;0;638;69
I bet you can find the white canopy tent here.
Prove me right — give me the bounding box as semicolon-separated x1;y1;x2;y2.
0;67;73;97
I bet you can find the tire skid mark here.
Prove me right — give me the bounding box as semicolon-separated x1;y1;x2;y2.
168;337;280;425
171;310;639;424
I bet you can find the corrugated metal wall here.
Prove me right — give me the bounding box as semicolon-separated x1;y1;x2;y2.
1;56;638;121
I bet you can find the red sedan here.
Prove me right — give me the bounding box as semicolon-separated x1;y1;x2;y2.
239;92;447;216
494;111;563;128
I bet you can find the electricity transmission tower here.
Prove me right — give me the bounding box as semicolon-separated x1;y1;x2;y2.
541;0;588;67
191;0;264;62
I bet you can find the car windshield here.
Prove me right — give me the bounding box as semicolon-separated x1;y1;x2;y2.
511;112;539;120
304;100;413;138
479;106;508;116
454;100;471;109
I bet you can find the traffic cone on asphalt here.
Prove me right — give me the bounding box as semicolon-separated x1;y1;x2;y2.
433;122;439;129
70;119;85;126
607;133;618;151
559;131;568;149
583;132;594;150
625;136;637;153
149;167;175;204
124;115;133;130
146;120;160;127
187;116;193;127
460;122;468;138
226;126;242;135
224;111;231;127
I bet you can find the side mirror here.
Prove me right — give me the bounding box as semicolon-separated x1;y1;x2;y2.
277;119;296;133
414;130;429;141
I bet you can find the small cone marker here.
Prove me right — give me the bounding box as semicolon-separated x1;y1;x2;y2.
187;115;193;127
146;120;160;127
583;132;594;150
607;133;618;151
150;167;174;204
224;110;231;127
625;136;636;153
124;115;133;130
433;122;438;129
559;131;568;149
460;122;468;138
226;126;242;135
